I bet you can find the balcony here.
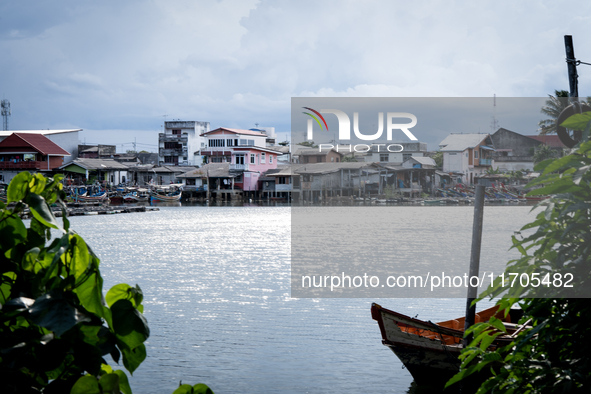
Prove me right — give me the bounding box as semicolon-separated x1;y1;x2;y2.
0;161;43;170
159;149;188;157
230;163;249;171
158;133;188;144
478;159;492;166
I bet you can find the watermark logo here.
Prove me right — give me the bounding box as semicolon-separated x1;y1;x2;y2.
303;108;418;141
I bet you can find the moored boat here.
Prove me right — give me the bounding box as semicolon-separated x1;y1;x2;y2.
149;187;182;202
371;303;523;387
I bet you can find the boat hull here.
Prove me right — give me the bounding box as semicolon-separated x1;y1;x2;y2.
371;303;516;387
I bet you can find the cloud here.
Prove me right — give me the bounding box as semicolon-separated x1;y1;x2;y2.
1;0;591;148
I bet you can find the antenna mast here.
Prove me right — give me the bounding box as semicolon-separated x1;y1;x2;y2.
490;94;499;132
1;99;11;131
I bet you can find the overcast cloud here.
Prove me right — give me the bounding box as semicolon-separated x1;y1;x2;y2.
1;0;590;151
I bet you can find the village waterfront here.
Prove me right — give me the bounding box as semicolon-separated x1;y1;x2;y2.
66;203;538;393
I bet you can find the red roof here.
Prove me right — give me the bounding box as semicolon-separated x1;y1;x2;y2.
526;135;566;148
0;133;70;156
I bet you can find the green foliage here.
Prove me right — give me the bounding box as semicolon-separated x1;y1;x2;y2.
431;151;443;169
297;141;318;148
533;144;558;164
538;90;591;135
0;172;213;394
448;113;591;392
341;154;357;162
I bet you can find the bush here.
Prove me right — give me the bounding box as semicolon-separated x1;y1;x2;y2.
447;112;591;393
0;172;213;394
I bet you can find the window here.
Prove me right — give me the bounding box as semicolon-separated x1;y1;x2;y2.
165;142;182;149
172;129;181;135
269;155;273;164
261;153;266;163
474;150;479;159
250;154;255;164
227;139;234;146
239;139;254;146
403;153;412;161
235;154;245;165
303;174;314;182
208;139;225;147
278;177;288;184
211;157;223;163
380;153;389;162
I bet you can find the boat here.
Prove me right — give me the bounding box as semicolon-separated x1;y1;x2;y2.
123;188;150;203
371;303;524;387
76;190;108;202
150;186;182;202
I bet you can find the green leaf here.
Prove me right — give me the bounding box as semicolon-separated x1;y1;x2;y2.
559;112;591;130
192;383;214;394
121;343;146;375
98;373;120;393
25;193;63;231
114;370;133;394
541;154;577;175
112;299;149;350
29;292;91;337
74;270;105;319
70;234;90;279
106;284;134;308
173;384;195;394
6;171;31;203
70;375;101;394
489;317;507;333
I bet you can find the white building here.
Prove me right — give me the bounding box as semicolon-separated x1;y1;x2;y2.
439;133;495;185
158;121;209;166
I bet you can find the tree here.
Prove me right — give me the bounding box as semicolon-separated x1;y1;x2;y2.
533;144;558;164
538;89;591;135
448;111;591;393
431;151;443;169
341;153;358;162
296;141;318;148
0;172;213;394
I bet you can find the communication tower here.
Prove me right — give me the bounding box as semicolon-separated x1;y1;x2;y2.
1;99;10;131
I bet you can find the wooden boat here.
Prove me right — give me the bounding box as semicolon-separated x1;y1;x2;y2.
371;303;523;387
150;187;182;202
76;191;108;202
123;189;150;203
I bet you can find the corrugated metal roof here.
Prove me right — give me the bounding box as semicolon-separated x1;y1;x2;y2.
294;162;370;174
439;133;491;151
60;158;129;170
408;156;436;166
177;163;234;178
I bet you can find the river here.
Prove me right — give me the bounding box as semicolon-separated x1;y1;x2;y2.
67;204;537;393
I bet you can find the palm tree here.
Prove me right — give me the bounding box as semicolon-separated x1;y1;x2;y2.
538;90;591;135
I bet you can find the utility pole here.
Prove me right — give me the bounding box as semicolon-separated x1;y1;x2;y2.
564;35;579;100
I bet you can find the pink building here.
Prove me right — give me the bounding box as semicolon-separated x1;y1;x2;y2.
200;127;280;191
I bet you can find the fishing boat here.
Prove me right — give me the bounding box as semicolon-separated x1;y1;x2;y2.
149;186;182;202
371;303;524;387
123;188;150;203
76;190;108;202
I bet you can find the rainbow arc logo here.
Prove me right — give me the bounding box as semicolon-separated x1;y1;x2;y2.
302;107;328;132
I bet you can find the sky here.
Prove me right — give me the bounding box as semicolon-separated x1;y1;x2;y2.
1;0;591;152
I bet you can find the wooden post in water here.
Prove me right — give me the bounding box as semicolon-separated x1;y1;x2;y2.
463;184;485;348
